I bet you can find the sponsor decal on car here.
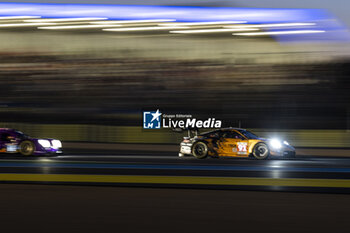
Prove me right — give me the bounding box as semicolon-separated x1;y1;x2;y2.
237;142;248;154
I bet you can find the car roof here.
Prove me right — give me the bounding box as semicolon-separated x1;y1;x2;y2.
199;128;246;135
221;127;246;131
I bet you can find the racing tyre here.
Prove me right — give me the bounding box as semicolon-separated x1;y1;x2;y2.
252;143;269;160
192;142;208;159
19;140;35;156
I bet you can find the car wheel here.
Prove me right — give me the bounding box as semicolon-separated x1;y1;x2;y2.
192;142;208;159
19;141;35;156
253;143;269;160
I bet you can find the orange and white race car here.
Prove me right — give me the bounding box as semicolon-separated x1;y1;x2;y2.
178;128;295;159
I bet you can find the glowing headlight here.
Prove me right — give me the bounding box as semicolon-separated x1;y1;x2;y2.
283;141;289;146
38;139;51;148
270;139;282;149
52;140;62;149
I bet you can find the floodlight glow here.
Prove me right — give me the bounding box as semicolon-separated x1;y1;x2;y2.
233;30;325;36
24;17;107;22
38;24;122;30
159;21;246;26
91;19;176;24
0;22;57;27
0;3;336;24
0;2;344;41
170;28;259;34
0;16;41;20
225;22;316;29
103;26;189;31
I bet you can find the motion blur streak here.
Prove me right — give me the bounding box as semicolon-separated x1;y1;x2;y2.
224;22;316;28
1;173;350;188
38;24;123;30
103;26;189;31
159;21;247;26
91;19;177;24
0;153;350;192
0;22;57;27
0;4;349;153
1;2;350;232
0;16;41;20
233;30;326;36
0;2;346;41
24;17;108;22
169;28;259;34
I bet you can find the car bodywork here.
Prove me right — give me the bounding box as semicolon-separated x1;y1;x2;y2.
0;128;62;156
179;128;295;159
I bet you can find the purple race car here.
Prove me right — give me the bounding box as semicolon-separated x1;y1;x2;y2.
0;128;62;156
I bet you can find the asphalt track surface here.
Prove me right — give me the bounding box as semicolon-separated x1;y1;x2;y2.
1;150;350;193
1;184;350;233
1;151;350;232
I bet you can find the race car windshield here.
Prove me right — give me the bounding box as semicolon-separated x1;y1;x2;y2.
15;131;29;139
238;130;259;139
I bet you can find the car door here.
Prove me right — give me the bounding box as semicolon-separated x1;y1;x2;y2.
218;130;249;157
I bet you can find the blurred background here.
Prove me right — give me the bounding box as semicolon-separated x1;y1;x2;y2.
1;1;350;147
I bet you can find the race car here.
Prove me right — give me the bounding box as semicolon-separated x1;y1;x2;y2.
178;128;295;159
0;128;62;156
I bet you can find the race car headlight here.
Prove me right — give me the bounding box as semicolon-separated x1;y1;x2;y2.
270;139;282;149
283;141;289;146
52;140;62;149
38;139;51;148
